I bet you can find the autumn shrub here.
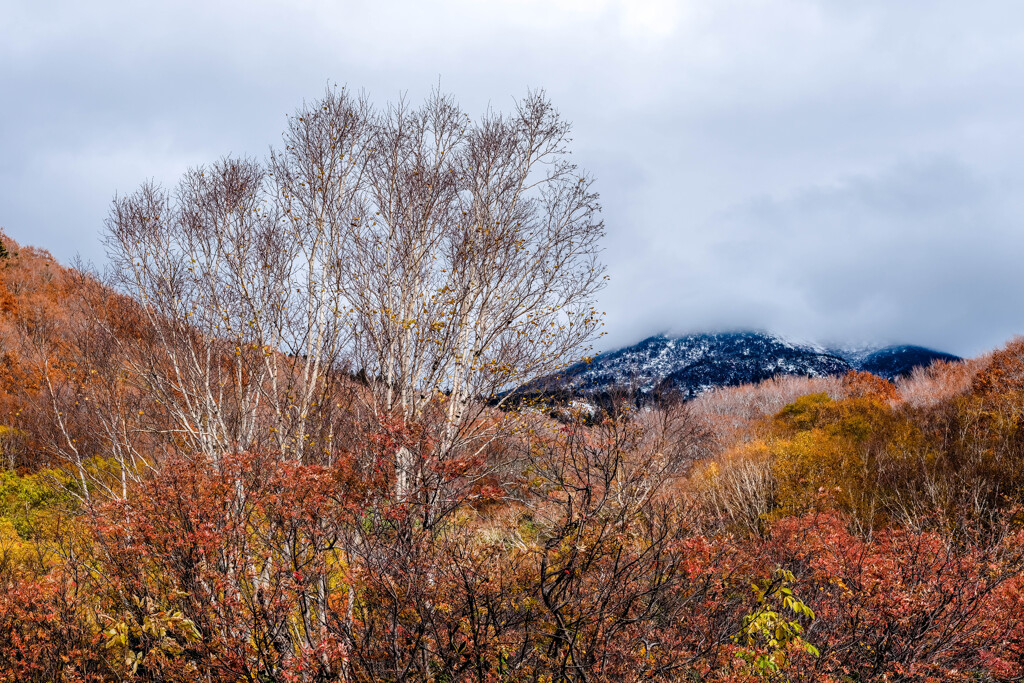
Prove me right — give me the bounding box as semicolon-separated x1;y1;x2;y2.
771;393;915;533
763;512;1024;682
0;443;1021;681
690;374;845;450
897;357;978;408
85;450;376;680
0;467;78;540
0;567;111;682
697;361;1024;538
690;441;776;535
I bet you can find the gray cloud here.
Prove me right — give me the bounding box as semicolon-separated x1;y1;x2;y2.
3;0;1024;357
689;159;1024;355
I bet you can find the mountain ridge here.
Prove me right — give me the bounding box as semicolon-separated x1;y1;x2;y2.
518;331;960;402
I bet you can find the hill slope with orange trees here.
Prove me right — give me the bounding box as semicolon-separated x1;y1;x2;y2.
0;231;1023;681
0;234;111;473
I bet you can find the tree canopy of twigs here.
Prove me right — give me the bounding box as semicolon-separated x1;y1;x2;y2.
103;87;606;499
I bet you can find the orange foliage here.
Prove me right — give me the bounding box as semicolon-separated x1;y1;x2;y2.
1;230;1024;680
972;336;1024;397
841;370;898;402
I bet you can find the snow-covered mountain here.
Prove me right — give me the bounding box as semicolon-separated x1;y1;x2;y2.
517;332;960;402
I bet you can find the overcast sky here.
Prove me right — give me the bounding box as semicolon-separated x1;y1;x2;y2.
3;0;1024;357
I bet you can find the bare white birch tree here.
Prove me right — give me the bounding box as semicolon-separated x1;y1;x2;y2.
103;86;605;508
105;156;358;467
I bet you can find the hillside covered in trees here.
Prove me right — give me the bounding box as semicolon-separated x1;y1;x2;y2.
0;229;1023;681
1;86;1023;683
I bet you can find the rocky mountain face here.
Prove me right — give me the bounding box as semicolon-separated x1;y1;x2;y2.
518;331;960;402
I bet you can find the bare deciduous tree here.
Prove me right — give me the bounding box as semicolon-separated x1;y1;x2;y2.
104;86;605;506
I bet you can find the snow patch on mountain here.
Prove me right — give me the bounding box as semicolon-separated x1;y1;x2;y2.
518;331;960;402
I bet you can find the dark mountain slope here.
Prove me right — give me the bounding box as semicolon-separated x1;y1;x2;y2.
518;331;960;402
855;345;961;381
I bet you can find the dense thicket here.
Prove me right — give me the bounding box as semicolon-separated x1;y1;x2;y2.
0;230;1022;681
